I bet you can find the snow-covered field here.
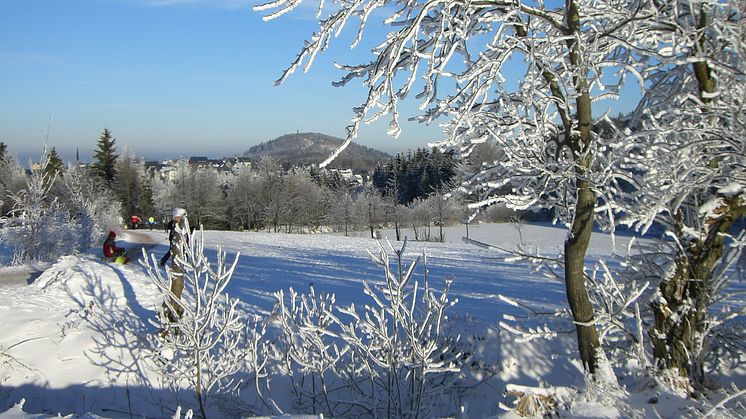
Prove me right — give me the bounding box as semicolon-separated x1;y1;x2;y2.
0;223;743;418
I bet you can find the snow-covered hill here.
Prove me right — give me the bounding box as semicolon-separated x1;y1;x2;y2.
243;132;391;171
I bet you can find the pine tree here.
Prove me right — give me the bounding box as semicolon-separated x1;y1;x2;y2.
46;147;64;177
373;148;457;205
113;148;143;224
0;142;6;160
371;163;388;192
139;172;156;223
92;128;118;185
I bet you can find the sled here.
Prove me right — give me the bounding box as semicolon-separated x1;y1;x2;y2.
103;250;131;265
114;254;131;264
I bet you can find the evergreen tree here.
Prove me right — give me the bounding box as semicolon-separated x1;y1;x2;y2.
324;170;345;190
92;128;118;185
113;148;143;224
0;142;6;160
373;148;457;205
372;163;388;191
139;171;156;223
46;147;64;177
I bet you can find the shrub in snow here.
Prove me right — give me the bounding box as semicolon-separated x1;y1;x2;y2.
141;222;268;418
1;148;119;264
60;164;122;251
271;286;346;415
2;148;79;264
587;254;650;371
0;152;27;217
271;239;471;418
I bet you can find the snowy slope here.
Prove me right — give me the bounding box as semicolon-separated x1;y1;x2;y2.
0;252;166;417
0;225;743;418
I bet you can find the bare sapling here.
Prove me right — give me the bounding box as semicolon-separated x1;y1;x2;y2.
141;221;259;418
272;238;472;418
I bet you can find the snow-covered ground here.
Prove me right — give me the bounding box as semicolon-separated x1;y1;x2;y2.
0;223;743;418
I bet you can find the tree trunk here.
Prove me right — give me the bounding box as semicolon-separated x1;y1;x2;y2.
650;248;696;381
195;351;207;419
651;196;745;384
563;0;602;374
368;201;375;239
565;178;601;373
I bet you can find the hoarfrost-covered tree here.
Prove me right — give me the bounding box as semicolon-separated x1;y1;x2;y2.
191;167;226;228
255;0;661;374
61;164;122;251
427;187;462;243
153;159;194;220
326;184;355;235
354;185;383;239
615;0;746;386
280;167;328;232
382;179;404;241
405;198;432;242
255;156;285;232
226;166;262;230
3;148;77;263
0;150;27;217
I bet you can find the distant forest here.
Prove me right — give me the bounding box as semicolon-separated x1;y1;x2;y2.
372;148;457;205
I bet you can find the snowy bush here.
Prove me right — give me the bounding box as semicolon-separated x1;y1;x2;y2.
141;221;268;418
1;147;121;264
587;256;650;369
270;286;346;414
0;152;27;217
1;150;79;264
271;239;472;417
61;164;122;251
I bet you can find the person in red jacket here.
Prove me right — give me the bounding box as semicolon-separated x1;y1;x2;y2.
103;231;130;263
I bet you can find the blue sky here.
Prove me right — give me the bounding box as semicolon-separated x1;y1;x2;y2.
1;0;641;164
0;0;440;163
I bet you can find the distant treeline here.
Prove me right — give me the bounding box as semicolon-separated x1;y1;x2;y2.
372;147;457;205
